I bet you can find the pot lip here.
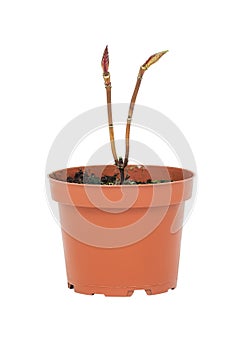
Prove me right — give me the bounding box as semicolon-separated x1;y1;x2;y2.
48;165;195;188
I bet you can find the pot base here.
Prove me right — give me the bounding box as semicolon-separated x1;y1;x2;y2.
67;281;177;297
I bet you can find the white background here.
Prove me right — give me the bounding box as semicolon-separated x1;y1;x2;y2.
1;1;243;349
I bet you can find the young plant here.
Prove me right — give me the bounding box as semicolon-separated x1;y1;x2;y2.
101;46;168;184
101;46;119;167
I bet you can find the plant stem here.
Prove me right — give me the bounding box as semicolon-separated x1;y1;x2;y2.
101;46;119;166
118;157;125;184
124;66;145;168
119;167;125;184
104;73;119;166
123;50;168;169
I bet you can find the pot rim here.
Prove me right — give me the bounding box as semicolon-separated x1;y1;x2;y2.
48;164;195;188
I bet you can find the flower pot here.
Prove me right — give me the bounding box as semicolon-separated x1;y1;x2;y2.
49;165;194;296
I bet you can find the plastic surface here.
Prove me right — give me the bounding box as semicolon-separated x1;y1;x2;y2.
49;165;194;296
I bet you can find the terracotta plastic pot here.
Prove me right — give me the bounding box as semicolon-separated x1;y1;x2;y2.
49;165;194;296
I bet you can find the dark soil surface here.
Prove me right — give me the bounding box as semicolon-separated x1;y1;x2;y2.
66;169;172;185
